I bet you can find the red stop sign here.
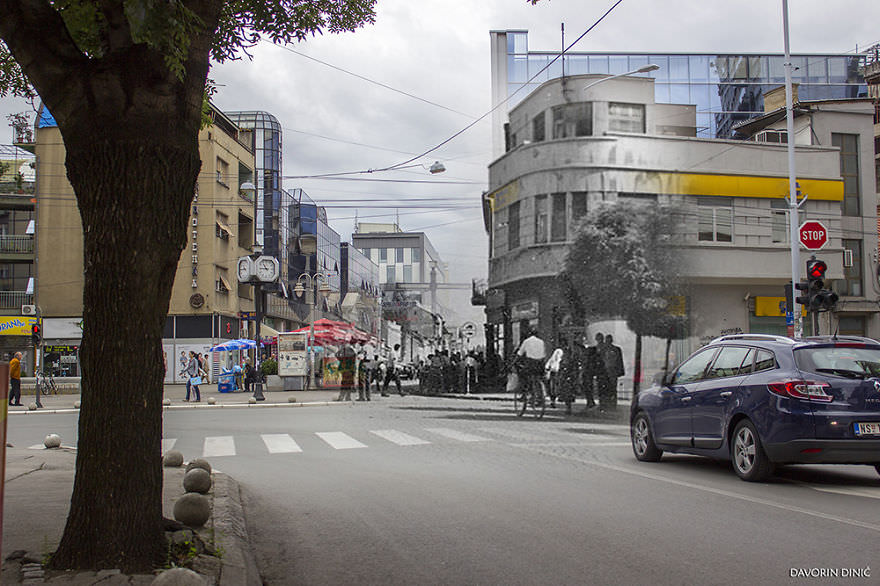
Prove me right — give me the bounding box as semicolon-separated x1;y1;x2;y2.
799;220;828;250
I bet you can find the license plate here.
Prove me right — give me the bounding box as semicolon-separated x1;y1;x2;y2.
854;422;880;437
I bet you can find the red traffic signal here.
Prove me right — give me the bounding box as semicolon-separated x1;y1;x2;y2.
31;323;41;342
806;259;827;281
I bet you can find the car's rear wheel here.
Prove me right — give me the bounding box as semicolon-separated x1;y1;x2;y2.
631;412;662;462
731;420;775;482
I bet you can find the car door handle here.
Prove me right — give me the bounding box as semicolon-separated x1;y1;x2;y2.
680;396;692;402
720;391;732;398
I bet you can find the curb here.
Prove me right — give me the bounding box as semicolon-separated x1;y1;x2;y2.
6;401;347;415
212;473;262;586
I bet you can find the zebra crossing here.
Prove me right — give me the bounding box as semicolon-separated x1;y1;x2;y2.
161;424;630;459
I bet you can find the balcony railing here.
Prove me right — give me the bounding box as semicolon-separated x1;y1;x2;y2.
0;235;34;254
0;290;33;309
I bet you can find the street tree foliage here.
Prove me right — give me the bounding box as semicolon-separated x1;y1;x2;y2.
562;202;687;391
0;0;379;573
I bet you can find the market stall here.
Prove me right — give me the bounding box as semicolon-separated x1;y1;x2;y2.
209;338;256;392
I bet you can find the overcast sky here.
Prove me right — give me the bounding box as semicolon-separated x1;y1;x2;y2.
2;0;879;326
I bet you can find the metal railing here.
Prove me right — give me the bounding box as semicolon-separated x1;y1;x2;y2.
0;235;34;254
0;290;33;308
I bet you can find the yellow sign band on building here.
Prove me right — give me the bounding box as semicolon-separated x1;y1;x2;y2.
659;173;843;201
755;296;806;317
0;316;38;336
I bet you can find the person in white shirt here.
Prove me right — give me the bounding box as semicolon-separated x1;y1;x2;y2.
545;347;564;408
516;327;547;399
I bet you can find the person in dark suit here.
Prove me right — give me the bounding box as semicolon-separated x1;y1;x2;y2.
598;334;625;408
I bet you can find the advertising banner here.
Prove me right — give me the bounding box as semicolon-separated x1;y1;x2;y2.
278;332;308;377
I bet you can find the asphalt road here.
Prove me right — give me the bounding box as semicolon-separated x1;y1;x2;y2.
8;397;880;585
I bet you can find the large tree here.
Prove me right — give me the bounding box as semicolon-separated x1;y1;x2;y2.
0;0;377;572
562;201;686;394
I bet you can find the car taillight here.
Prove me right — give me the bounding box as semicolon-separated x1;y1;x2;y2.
767;380;833;402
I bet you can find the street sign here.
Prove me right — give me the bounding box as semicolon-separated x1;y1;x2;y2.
798;220;828;250
460;322;477;339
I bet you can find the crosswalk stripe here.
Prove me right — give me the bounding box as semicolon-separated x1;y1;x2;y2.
161;438;177;453
203;436;236;457
370;429;431;446
261;434;303;454
424;427;491;443
478;427;554;441
316;432;367;450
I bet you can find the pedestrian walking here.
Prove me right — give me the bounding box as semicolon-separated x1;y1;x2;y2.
8;351;22;406
356;343;371;401
558;339;581;415
580;334;602;410
335;340;357;402
183;351;202;402
545;346;563;408
381;344;404;396
598;334;625;408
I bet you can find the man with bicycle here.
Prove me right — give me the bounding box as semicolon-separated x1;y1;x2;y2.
515;325;547;404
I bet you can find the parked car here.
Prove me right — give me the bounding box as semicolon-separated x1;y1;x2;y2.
630;334;880;482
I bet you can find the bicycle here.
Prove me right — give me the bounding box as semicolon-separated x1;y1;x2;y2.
513;367;546;420
37;371;58;396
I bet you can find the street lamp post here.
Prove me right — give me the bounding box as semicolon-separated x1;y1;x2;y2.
581;64;660;93
293;272;332;390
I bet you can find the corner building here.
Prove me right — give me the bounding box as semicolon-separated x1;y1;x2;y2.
483;72;878;374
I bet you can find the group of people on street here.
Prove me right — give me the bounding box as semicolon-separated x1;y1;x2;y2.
417;350;483;395
515;327;625;415
331;341;406;402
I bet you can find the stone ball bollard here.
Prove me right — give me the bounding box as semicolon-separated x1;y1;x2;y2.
207;396;216;405
152;566;208;585
248;397;257;404
183;468;212;494
185;458;212;475
73;400;81;409
172;493;211;528
162;398;171;406
44;434;62;449
163;450;184;467
28;403;38;411
288;396;297;403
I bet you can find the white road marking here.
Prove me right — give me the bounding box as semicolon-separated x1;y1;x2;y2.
316;432;367;450
425;427;491;442
161;438;177;453
261;434;302;454
801;485;880;500
479;427;554;441
370;429;431;446
515;443;880;534
203;436;236;457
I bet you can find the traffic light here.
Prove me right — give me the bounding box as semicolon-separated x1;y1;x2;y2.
803;258;838;312
31;323;41;344
814;287;839;312
806;259;828;287
794;280;811;307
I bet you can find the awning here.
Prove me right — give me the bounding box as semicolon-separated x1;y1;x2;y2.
216;220;232;239
259;323;280;337
218;274;232;292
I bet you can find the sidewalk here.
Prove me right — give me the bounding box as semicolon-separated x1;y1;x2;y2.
2;382;630;583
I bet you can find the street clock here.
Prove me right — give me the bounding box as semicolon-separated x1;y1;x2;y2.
238;255;279;283
237;257;255;283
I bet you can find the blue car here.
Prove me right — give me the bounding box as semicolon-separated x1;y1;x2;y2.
630;334;880;481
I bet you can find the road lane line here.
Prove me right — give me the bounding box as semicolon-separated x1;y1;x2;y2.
161;438;176;453
370;430;431;446
799;484;880;500
424;428;491;442
515;443;880;534
261;434;303;454
203;436;236;457
316;432;367;450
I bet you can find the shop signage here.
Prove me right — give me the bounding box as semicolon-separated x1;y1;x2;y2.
0;316;38;336
44;345;78;353
510;300;539;321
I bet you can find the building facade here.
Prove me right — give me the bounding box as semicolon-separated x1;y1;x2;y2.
490;30;869;157
483;73;878;380
34;104;257;382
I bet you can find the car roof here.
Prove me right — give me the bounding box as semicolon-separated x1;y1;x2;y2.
707;334;880;350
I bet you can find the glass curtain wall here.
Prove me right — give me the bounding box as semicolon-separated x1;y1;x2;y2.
502;31;867;138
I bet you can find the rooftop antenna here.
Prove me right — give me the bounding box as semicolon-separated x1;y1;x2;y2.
561;23;565;78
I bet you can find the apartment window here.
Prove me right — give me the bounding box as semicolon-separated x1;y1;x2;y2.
508;201;520;250
571;191;588;224
379;248;387;263
697;197;732;242
551;193;566;242
552;103;592;139
395;247;404;263
216;157;229;187
403;265;412;282
215;212;231;241
412;247;421;263
832;133;860;217
532;114;545;142
609;103;645;133
770;200;805;243
361;248;370;260
841;239;862;296
386;266;395;284
534;195;548;244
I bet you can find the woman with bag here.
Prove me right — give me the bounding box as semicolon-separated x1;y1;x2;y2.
184;351;202;402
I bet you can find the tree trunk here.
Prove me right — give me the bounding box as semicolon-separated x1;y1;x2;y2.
632;333;642;396
49;129;200;571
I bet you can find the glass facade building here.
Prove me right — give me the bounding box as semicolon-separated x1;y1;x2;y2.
493;30;868;140
289;188;341;292
340;243;379;297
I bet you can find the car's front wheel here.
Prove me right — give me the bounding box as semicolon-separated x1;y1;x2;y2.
631;412;662;462
731;419;775;482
